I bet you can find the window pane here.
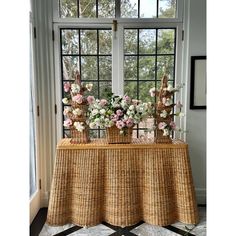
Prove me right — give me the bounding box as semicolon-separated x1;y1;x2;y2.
81;56;98;80
99;81;112;99
124;56;137;80
99;56;112;80
99;30;112;54
158;0;176;18
79;0;96;18
139;81;155;102
88;81;99;98
124;29;137;54
62;56;79;80
139;29;156;54
139;56;155;80
89;129;99;138
124;81;137;99
98;0;115;18
60;0;78;18
157;29;175;54
81;30;97;55
140;0;157;18
156;55;175;80
61;30;79;55
121;0;138;18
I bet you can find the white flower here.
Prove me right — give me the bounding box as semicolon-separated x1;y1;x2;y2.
129;105;135;110
71;84;80;93
89;122;97;128
74;122;85;132
163;128;170;136
164;98;172;106
92;109;99;116
160;110;168;118
167;84;174;92
85;83;93;91
72;108;83;116
100;109;106;115
178;112;185;117
62;98;69;104
149;87;156;97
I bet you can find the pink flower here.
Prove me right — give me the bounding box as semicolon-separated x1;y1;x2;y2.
72;94;83;104
176;100;183;108
149;87;156;97
111;114;119;122
116;109;123;116
170;121;176;130
63;82;71;92
87;96;95;104
116;120;125;129
126;118;134;127
158;122;167;130
123;95;131;103
99;99;108;107
63;118;72;127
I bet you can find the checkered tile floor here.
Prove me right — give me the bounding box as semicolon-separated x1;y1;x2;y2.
37;207;206;236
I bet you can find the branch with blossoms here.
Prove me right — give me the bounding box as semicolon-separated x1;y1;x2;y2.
149;74;185;138
62;71;94;132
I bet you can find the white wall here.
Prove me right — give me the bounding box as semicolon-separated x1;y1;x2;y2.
183;0;206;204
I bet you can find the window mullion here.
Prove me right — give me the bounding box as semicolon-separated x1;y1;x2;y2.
112;23;124;96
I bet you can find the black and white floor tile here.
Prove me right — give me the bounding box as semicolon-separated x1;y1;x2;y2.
35;206;206;236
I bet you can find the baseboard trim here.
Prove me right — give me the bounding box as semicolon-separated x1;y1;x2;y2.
196;188;206;205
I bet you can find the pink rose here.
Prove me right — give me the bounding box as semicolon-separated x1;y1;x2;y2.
72;94;83;104
63;82;71;92
116;109;123;116
99;99;108;107
63;119;72;127
126;118;134;127
87;96;95;104
111;114;119;122
158;122;167;130
170;121;176;130
116;120;125;129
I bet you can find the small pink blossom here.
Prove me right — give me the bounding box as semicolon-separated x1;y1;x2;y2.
63;119;72;127
170;121;176;130
116;120;125;129
99;99;108;107
87;96;95;104
123;95;131;103
149;87;156;97
126;118;134;127
176;100;183;108
116;109;123;116
158;122;167;130
111;114;119;122
72;94;83;104
63;82;71;92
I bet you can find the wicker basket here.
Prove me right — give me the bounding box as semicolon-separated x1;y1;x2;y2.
155;129;172;143
106;126;133;144
70;125;90;144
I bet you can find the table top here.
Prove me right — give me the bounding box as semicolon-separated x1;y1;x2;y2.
57;138;188;150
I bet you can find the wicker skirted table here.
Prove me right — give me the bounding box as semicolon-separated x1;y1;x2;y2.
46;138;199;227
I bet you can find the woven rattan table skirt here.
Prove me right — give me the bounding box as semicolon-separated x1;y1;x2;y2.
47;138;199;227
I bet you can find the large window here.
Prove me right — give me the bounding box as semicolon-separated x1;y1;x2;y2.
54;0;183;139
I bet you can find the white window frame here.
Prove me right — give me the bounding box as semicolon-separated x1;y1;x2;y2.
53;0;184;141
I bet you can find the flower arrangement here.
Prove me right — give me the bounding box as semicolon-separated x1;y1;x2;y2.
88;93;153;135
62;71;93;132
149;74;184;142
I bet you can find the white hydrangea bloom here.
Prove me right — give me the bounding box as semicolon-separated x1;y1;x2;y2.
71;84;80;93
72;108;83;116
